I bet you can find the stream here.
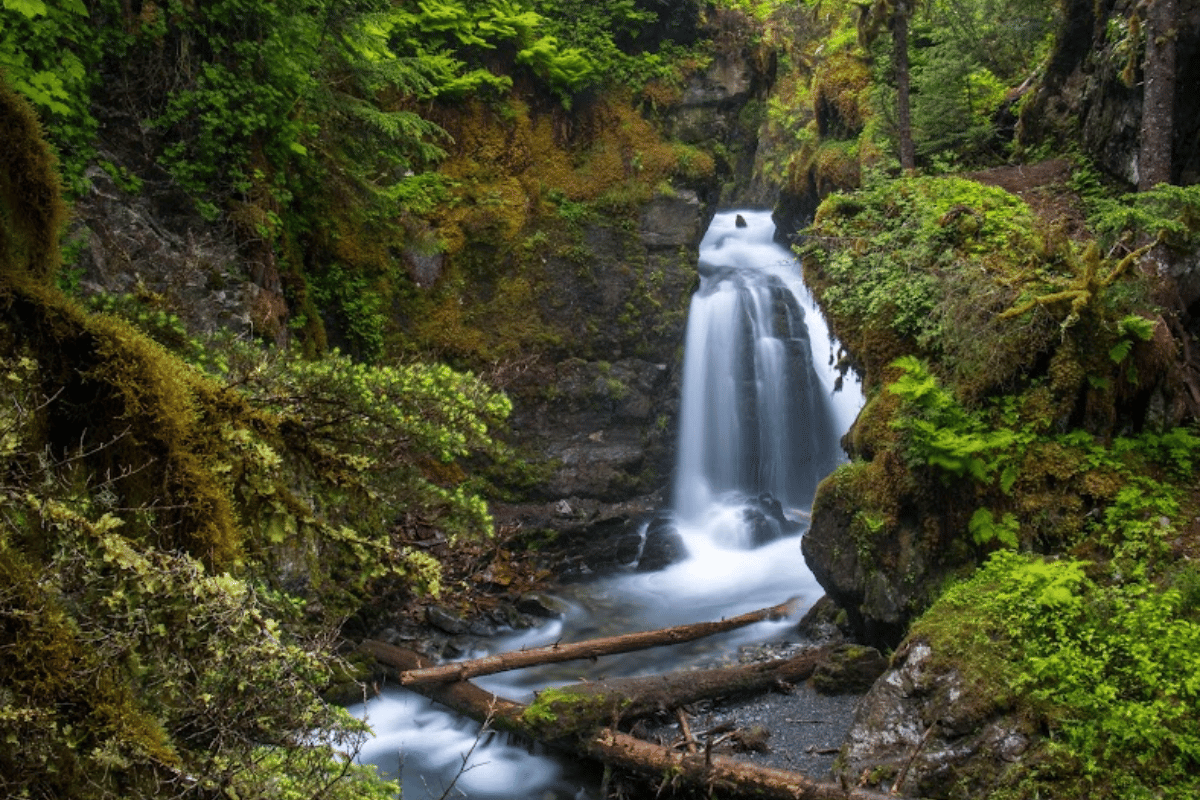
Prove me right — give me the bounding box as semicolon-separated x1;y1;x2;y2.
349;210;864;799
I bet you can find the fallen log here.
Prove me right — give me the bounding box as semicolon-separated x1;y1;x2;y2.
584;729;895;800
367;637;832;739
359;640;525;730
399;598;800;685
517;644;834;739
361;640;899;800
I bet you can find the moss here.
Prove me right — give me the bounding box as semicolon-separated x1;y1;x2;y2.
520;686;627;740
812;51;872;138
0;79;66;286
846;385;903;457
1;288;244;568
398;90;706;366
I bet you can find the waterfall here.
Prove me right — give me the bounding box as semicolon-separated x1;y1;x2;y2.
673;211;842;525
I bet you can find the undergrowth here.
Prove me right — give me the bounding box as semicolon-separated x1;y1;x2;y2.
912;551;1200;799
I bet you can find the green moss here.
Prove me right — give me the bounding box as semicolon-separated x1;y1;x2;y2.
520;686;628;740
0;78;66;285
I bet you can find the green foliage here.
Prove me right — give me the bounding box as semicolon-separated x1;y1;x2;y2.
310;263;390;361
904;0;1059;164
548;189;594;224
968;507;1019;548
87;292;195;356
889;355;1017;483
220;343;512;551
1090;183;1200;251
915;551;1200;798
349;0;594;103
801;176;1038;359
885;353;1200;561
529;0;687;89
147;0;327;211
0;353;399;800
0;0;99;190
1108;314;1156;364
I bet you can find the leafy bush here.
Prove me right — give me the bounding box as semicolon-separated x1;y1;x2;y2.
915;551;1200;799
215;342;513;562
0;0;99;191
1090;183;1200;251
0;354;398;800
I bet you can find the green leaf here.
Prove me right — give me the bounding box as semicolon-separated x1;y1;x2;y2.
3;0;48;18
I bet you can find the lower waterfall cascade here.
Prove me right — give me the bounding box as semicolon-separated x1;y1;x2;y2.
350;209;864;799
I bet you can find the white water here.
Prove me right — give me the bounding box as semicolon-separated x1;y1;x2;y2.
350;210;863;799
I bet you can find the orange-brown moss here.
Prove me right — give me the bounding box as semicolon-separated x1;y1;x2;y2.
812;51;871;137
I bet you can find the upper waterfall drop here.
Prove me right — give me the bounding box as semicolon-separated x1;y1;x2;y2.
672;210;845;524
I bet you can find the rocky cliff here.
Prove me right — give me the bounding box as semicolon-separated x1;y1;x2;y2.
66;8;779;553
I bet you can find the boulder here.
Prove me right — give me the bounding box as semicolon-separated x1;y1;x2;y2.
515;591;573;619
810;643;887;695
424;604;470;636
835;638;1033;797
742;492;804;547
636;512;688;571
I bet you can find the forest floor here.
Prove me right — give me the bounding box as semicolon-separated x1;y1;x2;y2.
965;158;1091;240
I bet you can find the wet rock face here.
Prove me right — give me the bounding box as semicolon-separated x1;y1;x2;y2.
510;357;676;503
800;496;910;650
539;502;690;580
69;163;284;342
802;447;976;651
637;512;687;571
640;189;704;248
836;639;1032;798
742;493;806;547
508;192;706;516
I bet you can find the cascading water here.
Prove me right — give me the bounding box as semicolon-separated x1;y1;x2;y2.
674;211;844;525
350;210;863;800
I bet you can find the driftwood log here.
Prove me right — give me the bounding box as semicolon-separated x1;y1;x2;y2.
399;598;800;685
361;602;901;800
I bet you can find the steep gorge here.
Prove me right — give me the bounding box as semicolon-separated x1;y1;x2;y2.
5;0;1200;797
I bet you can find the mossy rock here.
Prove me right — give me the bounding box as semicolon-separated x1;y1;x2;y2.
811;643;888;695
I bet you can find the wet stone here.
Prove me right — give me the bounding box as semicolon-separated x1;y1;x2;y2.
425;604;470;635
468;617;498;637
637;513;687;571
441;636;473;659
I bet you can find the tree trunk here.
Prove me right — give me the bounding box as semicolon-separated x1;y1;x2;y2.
1138;0;1176;191
894;0;916;172
361;640;898;800
398;599;800;685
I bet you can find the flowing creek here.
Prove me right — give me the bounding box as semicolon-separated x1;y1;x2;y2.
350;210;864;799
